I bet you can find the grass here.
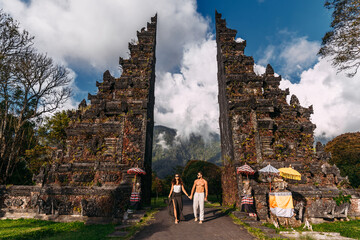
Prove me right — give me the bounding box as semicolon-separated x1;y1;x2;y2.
0;218;114;240
0;197;168;240
228;213;283;240
265;220;360;240
112;209;159;240
312;220;360;239
150;196;168;208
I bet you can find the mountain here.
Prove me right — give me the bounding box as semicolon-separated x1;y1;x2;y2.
152;125;221;178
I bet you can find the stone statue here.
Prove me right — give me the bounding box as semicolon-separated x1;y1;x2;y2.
241;180;257;217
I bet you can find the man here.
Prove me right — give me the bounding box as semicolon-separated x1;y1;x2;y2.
189;171;208;224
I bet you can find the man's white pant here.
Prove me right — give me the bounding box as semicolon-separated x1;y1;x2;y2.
193;192;204;221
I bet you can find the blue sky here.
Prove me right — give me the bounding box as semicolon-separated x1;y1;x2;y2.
1;0;359;141
198;0;330;55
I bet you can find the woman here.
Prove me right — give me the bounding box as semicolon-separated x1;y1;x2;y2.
168;174;189;224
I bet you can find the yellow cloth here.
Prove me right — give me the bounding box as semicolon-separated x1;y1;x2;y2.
269;192;294;218
269;192;294;209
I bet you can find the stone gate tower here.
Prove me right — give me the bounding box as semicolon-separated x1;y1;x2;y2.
1;15;157;223
215;11;360;220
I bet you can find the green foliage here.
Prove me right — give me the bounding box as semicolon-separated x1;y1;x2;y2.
7;159;33;185
152;125;221;178
182;160;222;201
312;220;360;239
319;0;360;77
38;110;70;148
25;145;52;175
151;172;166;197
0;113;37;184
22;111;70;177
333;191;352;206
0;218;114;240
325;132;360;188
151;196;168;208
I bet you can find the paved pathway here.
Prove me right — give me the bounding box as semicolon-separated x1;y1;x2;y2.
133;198;256;240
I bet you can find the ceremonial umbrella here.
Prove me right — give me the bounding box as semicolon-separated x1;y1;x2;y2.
259;164;279;192
127;167;146;189
127;167;146;175
236;164;255;179
278;165;301;180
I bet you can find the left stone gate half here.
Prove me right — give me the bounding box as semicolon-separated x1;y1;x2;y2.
0;15;157;223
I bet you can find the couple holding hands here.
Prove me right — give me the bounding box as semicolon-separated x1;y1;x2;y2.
168;172;208;224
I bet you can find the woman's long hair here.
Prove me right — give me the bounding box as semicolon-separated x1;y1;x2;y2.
171;174;183;185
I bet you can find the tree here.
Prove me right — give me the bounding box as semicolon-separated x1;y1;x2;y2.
0;10;71;183
24;110;70;177
37;110;70;149
319;0;360;77
325;132;360;188
182;160;222;203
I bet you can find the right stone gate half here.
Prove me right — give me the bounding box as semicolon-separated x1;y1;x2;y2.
215;11;360;221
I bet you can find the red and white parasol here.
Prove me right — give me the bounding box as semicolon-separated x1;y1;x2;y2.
127;167;146;175
237;164;255;175
237;164;255;180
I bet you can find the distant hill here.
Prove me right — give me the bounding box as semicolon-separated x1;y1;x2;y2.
152;125;221;178
325;132;360;188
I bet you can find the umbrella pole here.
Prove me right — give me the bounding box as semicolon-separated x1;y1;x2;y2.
132;174;137;192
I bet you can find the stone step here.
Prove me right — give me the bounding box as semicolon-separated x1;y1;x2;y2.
114;224;132;230
123;218;141;224
129;213;145;219
257;226;276;234
267;233;287;239
242;219;261;226
107;231;128;238
233;211;248;219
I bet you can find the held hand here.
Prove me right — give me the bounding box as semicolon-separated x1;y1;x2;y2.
189;196;193;200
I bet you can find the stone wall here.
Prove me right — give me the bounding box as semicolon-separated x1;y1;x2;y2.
215;11;360;221
0;14;157;223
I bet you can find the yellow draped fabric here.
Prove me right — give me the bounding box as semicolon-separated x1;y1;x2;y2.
278;167;301;180
269;192;294;218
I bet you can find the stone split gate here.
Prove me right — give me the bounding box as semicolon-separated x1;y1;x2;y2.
0;12;359;223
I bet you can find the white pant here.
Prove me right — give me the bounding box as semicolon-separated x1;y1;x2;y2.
193;192;204;221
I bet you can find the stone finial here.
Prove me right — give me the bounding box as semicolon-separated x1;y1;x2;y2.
78;99;87;110
215;10;222;19
103;70;112;82
265;64;274;76
290;95;300;106
316;142;324;153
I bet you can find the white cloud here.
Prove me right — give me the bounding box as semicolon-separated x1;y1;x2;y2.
235;37;245;43
258;45;275;66
155;38;219;140
279;37;320;77
0;0;208;73
258;34;320;79
3;1;357;143
280;57;360;140
0;0;211;133
156;133;169;149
